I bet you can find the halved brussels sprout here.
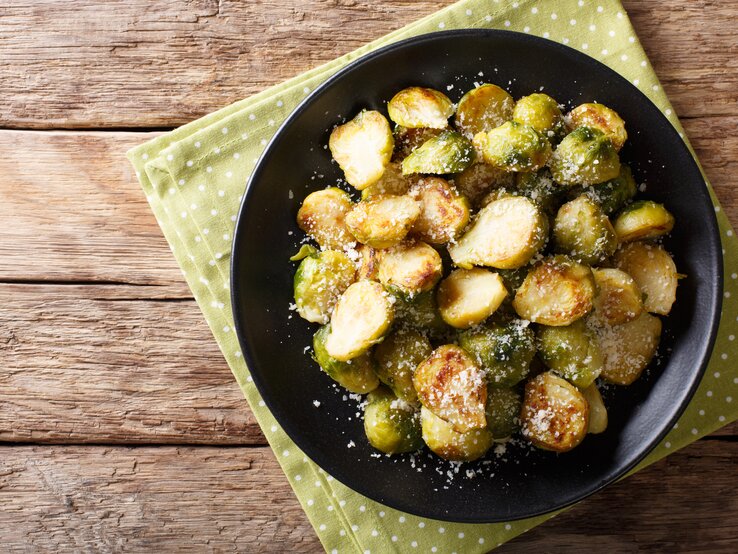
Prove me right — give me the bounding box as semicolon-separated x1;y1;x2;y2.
550;126;621;185
613;200;675;243
449;196;548;269
329;110;394;190
598;312;662;385
294;250;356;324
420;406;493;462
377;240;443;296
566;102;627;151
393;126;444;161
579;164;637;215
591;268;643;326
454;84;515;138
388;87;454;129
537;319;604;388
313;325;379;393
436;268;507;329
515;168;567;215
553;195;618;264
485;387;522;439
325;281;394;361
512;93;566;142
296;188;356;251
408;177;470;244
356;244;382;281
374;328;433;404
361;162;414;199
458;320;536;387
452;162;514;205
364;386;423;454
520;371;589;452
613;242;678;315
473;121;552;172
345;194;421;248
512;255;596;326
581;383;608;434
401;130;475;175
413;344;487;432
393;289;448;336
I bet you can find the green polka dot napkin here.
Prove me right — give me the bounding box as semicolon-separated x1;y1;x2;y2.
127;0;738;551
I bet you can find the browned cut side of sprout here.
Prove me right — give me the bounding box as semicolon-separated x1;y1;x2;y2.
454;83;515;138
345;194;421;248
436;268;507;329
420;406;493;462
591;268;643;326
296;187;356;251
613;241;678;315
377;240;443;296
566;102;628;151
388;87;455;129
596;312;662;385
409;177;470;244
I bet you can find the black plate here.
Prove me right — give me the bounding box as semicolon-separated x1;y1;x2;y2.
231;30;722;522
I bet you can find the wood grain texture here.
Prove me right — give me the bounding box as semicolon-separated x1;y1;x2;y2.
0;441;735;553
0;0;735;128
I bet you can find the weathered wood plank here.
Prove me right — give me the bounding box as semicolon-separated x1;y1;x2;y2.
0;441;735;552
0;0;734;129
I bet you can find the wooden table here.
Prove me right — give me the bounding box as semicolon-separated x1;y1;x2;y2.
1;1;736;551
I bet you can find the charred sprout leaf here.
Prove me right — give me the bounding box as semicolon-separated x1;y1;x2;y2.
553;195;618;264
578;164;637;215
452;162;514;206
373;328;433;404
329;110;394;190
294;250;356;324
420;406;493;462
296;188;356;251
449;196;548;269
361;162;414;199
409;177;470;244
485;387;522;438
566;102;627;151
401;130;475;175
454;83;515;137
521;371;589;452
458;320;536;387
515;168;567;215
550;126;621;185
537;319;604;388
591;268;643;326
345;194;421;248
393;125;443;161
581;384;608;434
364;386;423;454
325;281;394;361
377;240;443;296
613;200;675;243
473;121;552;172
597;312;662;385
313;325;379;393
413;344;488;433
289;244;318;261
512;93;566;143
437;268;508;329
388;87;455;129
613;242;678;315
513;255;596;326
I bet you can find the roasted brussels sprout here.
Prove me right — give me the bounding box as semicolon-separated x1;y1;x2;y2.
597;312;662;385
364;386;423;454
393;289;447;335
345;194;421;248
553;195;618;264
473;121;552;172
497;267;530;294
520;371;589;452
512;93;565;142
388;87;454;129
377;240;443;296
458;320;536;387
550;126;621;185
566;102;627;151
591;268;643;326
329;110;394;190
537;319;604;388
436;268;507;329
581;383;608;434
393;126;443;161
361;162;414;199
294;250;356;324
449;196;548;270
452;162;514;205
296;187;356;251
401;130;475;175
374;328;433;404
454;84;515;138
408;177;470;244
613;242;678;315
413;344;487;432
579;164;637;215
356;244;382;281
512;256;596;326
325;280;394;361
515;168;567;215
421;406;493;461
485;387;522;438
313;325;379;393
613;200;675;243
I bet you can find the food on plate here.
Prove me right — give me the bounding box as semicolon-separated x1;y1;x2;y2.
549;126;621;185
